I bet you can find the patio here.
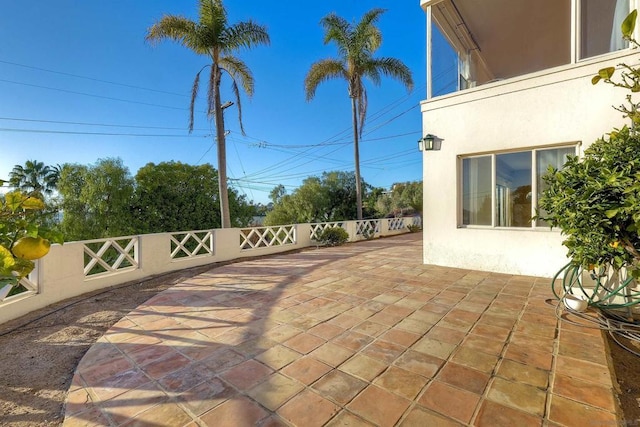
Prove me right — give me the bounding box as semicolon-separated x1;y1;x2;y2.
62;233;620;426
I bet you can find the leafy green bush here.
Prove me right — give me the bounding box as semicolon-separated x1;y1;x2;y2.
538;10;640;277
538;126;640;274
407;224;421;233
317;227;349;246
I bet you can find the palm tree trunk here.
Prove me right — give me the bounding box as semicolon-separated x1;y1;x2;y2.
213;67;231;228
351;96;363;220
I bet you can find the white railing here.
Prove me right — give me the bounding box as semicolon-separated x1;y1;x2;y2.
310;222;345;240
356;219;381;237
83;237;139;277
170;230;214;260
0;217;419;323
388;217;405;231
240;225;295;250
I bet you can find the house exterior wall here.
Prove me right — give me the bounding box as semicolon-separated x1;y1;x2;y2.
421;50;640;277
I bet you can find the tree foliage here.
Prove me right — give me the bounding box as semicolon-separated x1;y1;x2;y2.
538;10;640;276
375;181;423;217
57;158;135;241
9;160;60;199
305;8;413;220
134;161;254;232
146;0;269;228
265;171;379;225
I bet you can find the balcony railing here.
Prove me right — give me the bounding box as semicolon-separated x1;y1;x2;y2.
0;218;421;324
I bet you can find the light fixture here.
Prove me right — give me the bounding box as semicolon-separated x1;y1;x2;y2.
221;101;234;110
418;134;437;151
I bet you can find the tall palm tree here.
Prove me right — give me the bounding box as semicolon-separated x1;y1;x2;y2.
305;8;413;220
146;0;269;228
9;160;59;198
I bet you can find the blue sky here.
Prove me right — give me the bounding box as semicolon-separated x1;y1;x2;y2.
0;1;455;204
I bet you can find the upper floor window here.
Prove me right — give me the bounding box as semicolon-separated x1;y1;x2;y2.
425;0;632;99
461;146;576;229
580;0;630;59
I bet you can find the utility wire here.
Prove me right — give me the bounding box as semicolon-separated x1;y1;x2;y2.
0;78;188;111
0;59;190;98
0;127;208;138
0;116;208;131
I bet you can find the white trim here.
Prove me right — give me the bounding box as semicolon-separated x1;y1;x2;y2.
426;5;433;100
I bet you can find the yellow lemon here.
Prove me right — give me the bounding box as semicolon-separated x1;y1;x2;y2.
11;237;51;260
0;245;16;270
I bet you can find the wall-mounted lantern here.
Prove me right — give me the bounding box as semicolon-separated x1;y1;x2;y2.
418;134;442;151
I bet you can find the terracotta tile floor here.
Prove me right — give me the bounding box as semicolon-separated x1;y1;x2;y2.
63;233;622;426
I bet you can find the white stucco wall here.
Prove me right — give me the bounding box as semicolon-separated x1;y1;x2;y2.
421;50;640;278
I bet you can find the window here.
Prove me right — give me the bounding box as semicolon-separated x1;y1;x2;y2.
580;0;630;60
536;147;575;226
425;0;632;99
462;156;492;225
461;146;576;228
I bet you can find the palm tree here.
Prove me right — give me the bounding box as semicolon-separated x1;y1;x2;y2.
9;160;59;198
146;0;269;228
305;8;413;220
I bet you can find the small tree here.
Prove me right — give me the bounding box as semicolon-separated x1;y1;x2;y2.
0;182;63;297
538;10;640;277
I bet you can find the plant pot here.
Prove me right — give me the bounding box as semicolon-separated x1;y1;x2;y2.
564;294;588;312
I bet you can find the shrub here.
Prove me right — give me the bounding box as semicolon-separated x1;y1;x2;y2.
407;224;421;233
538;10;640;277
317;227;349;247
538;126;640;275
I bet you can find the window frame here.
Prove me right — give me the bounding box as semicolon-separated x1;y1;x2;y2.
458;143;579;230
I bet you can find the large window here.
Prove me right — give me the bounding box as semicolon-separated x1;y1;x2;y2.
426;0;632;99
461;146;576;228
580;0;630;59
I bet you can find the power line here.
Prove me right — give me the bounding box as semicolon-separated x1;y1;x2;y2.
0;127;209;138
0;59;189;98
0;78;189;112
0;116;208;131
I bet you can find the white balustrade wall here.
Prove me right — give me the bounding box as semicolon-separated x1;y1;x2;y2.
0;218;421;324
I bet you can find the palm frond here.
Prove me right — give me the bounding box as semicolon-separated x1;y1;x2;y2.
230;79;246;135
222;21;270;53
370;57;414;92
362;62;382;86
358;84;367;138
145;15;199;49
304;59;347;101
355;8;385;52
219;56;255;135
321;13;350;48
189;68;204;132
207;65;218;120
199;0;226;29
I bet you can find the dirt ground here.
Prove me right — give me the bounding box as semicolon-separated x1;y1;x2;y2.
1;264;639;426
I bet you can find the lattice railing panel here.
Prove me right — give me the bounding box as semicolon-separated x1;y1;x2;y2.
84;237;139;277
170;230;214;259
388;218;406;231
240;226;295;250
411;216;422;227
0;271;38;303
310;222;345;240
356;220;381;237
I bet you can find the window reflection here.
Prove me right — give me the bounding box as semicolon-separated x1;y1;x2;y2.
496;152;532;227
